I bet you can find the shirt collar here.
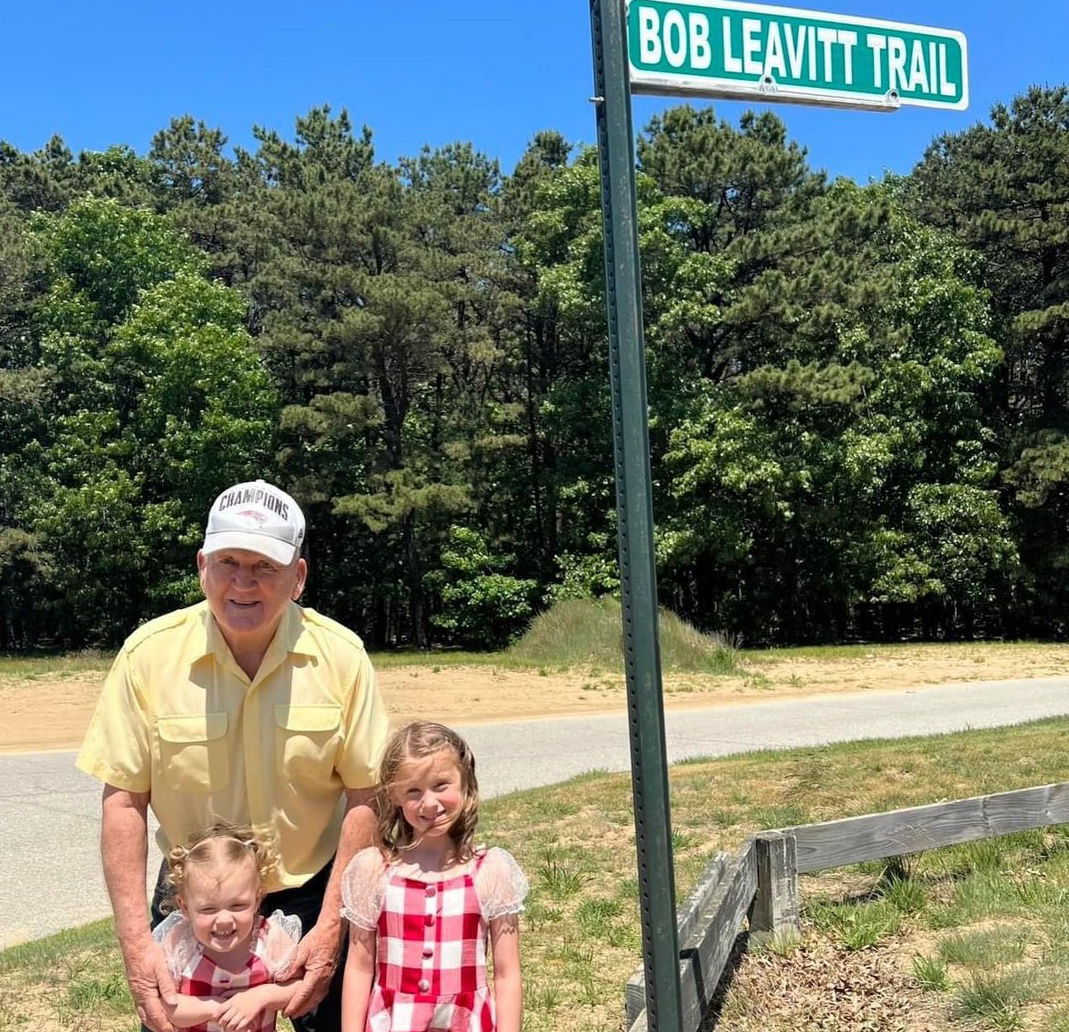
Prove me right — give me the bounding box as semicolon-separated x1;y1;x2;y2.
196;601;316;668
269;602;318;659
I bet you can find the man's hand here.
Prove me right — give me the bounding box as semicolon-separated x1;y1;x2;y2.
123;936;178;1032
276;922;343;1018
276;787;376;1018
101;786;173;1028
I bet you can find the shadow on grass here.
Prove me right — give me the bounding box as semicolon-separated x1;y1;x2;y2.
698;930;751;1031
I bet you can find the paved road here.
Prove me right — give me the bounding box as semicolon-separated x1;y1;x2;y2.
3;675;1069;948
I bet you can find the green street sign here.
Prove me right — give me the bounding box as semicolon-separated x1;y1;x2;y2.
627;0;968;110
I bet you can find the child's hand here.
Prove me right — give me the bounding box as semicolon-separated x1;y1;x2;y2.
160;994;223;1029
216;988;267;1031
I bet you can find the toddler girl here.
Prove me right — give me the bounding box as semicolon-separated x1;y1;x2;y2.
340;721;527;1032
152;822;301;1031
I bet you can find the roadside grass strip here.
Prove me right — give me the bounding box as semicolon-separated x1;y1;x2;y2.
0;651;114;680
0;921;134;1031
8;717;1069;1029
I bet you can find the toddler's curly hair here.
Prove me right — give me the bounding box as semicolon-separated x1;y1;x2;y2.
163;820;275;910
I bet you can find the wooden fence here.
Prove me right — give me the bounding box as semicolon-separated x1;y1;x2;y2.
624;781;1069;1032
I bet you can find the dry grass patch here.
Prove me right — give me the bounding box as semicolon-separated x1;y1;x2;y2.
712;929;948;1031
0;922;136;1032
792;828;1069;1030
742;641;1069;697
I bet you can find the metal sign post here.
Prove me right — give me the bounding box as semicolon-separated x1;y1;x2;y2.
588;3;967;1030
589;3;683;1032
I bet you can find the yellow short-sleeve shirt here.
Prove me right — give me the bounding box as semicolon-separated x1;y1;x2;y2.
76;600;388;891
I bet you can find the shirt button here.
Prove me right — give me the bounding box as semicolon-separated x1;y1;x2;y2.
418;978;430;992
422;946;434;959
425;885;436;896
425;914;435;926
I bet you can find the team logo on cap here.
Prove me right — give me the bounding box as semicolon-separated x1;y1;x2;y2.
216;485;291;521
237;509;268;526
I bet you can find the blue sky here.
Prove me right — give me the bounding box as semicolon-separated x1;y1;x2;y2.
1;1;1063;184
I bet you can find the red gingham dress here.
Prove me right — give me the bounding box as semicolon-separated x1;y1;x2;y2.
342;848;527;1032
154;910;301;1032
179;945;274;1032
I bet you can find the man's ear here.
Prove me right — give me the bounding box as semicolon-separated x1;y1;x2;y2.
292;557;308;601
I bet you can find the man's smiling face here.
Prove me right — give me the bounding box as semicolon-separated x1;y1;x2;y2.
197;547;306;654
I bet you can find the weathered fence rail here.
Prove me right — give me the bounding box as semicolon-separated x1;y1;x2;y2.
624;781;1069;1032
784;781;1069;873
625;840;756;1032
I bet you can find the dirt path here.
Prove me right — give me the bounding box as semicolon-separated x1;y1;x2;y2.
4;642;1068;754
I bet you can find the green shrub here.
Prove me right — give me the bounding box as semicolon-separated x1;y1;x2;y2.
424;526;537;649
507;596;738;673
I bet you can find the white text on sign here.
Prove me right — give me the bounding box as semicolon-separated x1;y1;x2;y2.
635;8;959;96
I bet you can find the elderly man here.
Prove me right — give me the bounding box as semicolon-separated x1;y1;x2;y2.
77;479;388;1032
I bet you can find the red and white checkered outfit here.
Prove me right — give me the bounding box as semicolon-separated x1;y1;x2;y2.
153;910;301;1032
342;847;528;1032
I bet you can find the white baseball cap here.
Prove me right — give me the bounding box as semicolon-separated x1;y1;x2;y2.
202;480;306;565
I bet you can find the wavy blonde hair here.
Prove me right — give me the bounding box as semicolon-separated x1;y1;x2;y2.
163;820;275;910
376;722;479;863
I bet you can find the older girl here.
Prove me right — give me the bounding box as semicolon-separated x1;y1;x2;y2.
340;722;527;1032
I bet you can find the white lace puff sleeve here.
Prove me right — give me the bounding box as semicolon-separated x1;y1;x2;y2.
255;910;302;977
340;847;387;930
152;912;201;981
476;848;529;920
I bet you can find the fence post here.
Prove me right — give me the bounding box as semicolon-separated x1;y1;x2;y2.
750;831;800;939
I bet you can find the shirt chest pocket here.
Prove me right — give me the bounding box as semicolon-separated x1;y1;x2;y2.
156;714;229;793
275;705;341;787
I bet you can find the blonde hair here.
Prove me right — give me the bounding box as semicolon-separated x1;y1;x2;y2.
164;820;275;910
377;722;479;863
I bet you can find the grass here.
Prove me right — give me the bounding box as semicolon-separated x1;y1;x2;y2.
791;825;1069;1031
938;927;1028;968
742;640;1069;663
807;897;902;949
913;952;951;990
505;597;740;674
955;970;1040;1028
0;921;136;1031
11;716;1069;1031
878;872;929;915
0;651;114;680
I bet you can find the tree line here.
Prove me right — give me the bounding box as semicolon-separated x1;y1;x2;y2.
2;86;1068;650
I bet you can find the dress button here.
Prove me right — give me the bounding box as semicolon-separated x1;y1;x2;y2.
418;978;430;992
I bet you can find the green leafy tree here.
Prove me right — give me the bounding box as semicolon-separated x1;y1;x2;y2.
659;184;1013;641
424;526;537;648
25;198;278;642
0;203;51;646
908;86;1069;631
241;112;527;646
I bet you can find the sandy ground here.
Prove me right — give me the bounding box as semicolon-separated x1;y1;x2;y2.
3;642;1069;753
